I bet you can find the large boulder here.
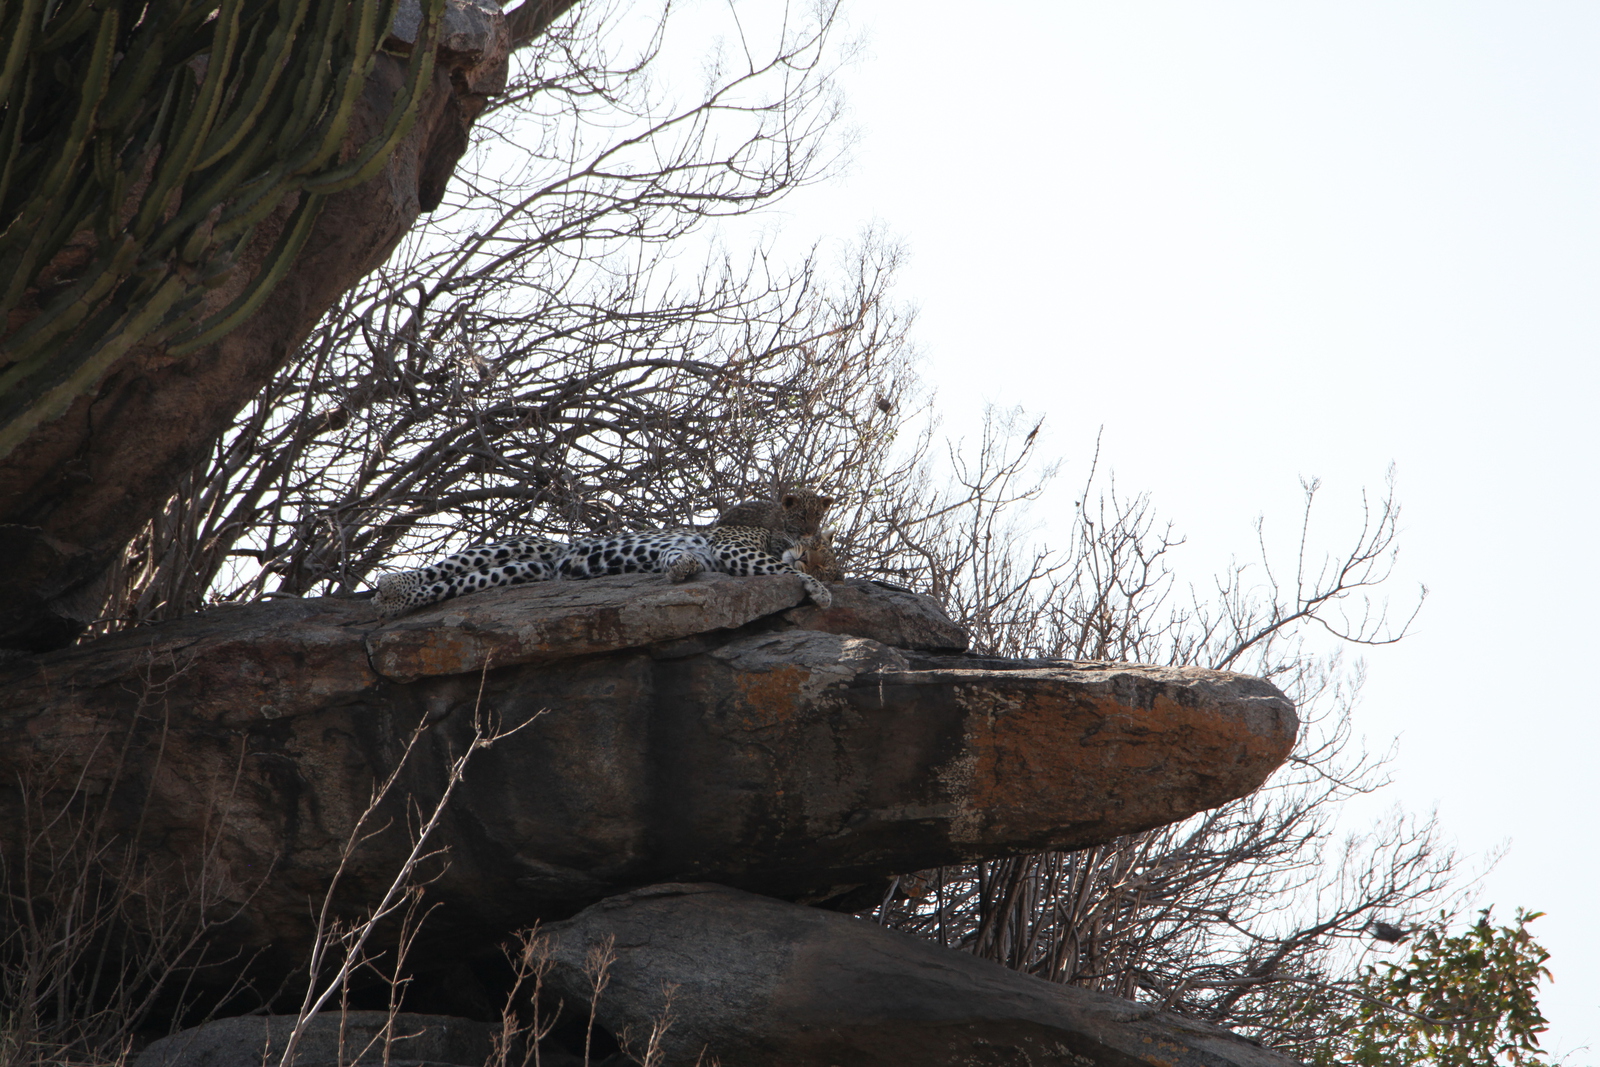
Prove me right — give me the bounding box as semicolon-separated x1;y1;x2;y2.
0;575;1295;994
135;1012;503;1067
541;882;1301;1067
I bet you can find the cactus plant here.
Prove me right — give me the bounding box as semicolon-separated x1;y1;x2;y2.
0;0;447;460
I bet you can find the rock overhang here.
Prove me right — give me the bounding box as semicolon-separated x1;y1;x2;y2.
0;572;1295;988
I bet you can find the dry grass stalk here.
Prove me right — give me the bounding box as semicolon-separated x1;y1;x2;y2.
1;655;260;1067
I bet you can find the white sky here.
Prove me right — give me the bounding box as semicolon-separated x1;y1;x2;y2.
640;0;1600;1052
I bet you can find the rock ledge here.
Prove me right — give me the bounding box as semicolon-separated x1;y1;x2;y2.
0;574;1295;998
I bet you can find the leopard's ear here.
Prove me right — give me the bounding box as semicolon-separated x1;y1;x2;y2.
820;496;835;508
782;494;799;509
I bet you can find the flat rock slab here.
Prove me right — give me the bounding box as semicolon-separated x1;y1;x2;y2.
2;596;380;726
650;638;1297;894
772;578;968;652
543;883;1303;1067
367;571;810;682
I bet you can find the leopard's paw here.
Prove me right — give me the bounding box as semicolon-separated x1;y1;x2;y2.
667;555;703;583
800;574;833;610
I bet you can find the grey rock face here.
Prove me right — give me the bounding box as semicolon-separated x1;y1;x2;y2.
543;883;1303;1067
136;1012;496;1067
770;577;969;651
390;1;510;89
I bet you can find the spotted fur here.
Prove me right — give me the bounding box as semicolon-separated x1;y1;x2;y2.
373;537;567;617
789;529;844;582
716;490;835;557
372;496;836;617
663;523;833;607
556;529;718;580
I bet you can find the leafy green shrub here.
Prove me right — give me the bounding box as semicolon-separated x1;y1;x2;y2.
1309;909;1555;1067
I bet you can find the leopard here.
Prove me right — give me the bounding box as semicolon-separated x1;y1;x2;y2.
371;493;837;617
372;537;568;617
715;490;835;557
556;529;718;580
717;490;843;582
789;529;844;582
502;522;835;598
658;523;833;608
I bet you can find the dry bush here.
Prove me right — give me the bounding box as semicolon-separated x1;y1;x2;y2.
92;0;879;630
0;660;258;1067
491;928;702;1067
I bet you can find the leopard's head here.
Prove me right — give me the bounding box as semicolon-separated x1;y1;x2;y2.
788;529;844;582
777;491;835;538
373;571;423;617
